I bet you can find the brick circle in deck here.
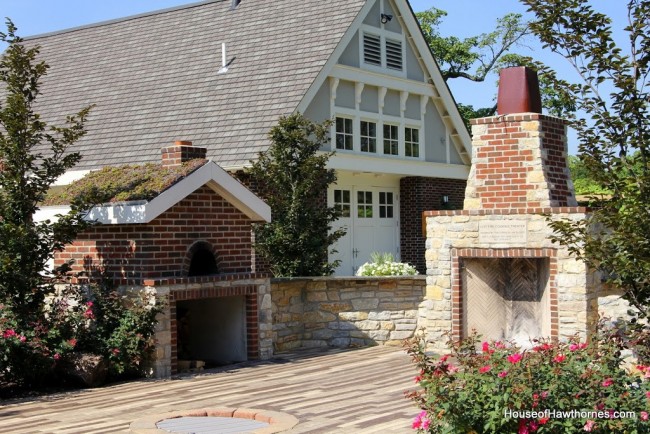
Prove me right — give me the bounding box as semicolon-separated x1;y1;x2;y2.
129;408;299;434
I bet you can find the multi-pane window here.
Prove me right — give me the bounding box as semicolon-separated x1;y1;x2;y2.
360;121;377;153
383;124;398;155
334;189;351;217
357;191;373;218
335;117;353;150
379;192;394;218
405;127;420;158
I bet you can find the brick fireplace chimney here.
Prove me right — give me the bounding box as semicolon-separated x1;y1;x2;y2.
463;67;577;210
161;141;207;168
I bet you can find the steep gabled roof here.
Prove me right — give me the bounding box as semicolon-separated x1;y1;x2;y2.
27;0;366;170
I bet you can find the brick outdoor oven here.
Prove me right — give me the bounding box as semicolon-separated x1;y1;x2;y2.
43;141;273;377
419;67;629;351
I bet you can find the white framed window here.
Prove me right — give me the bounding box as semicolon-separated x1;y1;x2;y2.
357;191;373;218
379;192;394;218
405;127;420;158
360;120;377;153
335;117;353;150
334;189;351;217
383;124;399;156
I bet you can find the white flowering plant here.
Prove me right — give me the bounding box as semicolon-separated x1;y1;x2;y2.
355;252;418;277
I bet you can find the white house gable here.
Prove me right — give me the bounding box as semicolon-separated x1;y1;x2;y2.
297;0;472;275
301;0;470;178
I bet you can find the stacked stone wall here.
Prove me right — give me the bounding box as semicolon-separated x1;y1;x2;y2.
271;277;425;352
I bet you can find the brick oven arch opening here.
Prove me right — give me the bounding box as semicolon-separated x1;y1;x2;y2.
185;241;220;277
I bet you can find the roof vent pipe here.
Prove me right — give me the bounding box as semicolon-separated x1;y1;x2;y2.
218;43;228;74
231;0;241;10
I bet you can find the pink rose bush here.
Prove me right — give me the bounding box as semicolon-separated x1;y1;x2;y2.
0;283;162;388
405;326;650;433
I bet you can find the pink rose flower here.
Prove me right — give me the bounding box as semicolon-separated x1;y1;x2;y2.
447;364;459;374
601;378;613;387
53;353;61;361
646;391;650;399
641;411;648;421
507;353;523;364
3;329;16;339
19;335;26;343
479;365;491;373
68;338;77;347
412;410;427;430
584;420;595;431
553;354;566;363
498;371;508;378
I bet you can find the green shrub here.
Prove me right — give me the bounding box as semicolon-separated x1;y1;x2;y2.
0;282;162;387
356;252;418;276
405;326;650;433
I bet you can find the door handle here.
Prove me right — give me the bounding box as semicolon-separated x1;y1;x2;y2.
352;248;360;258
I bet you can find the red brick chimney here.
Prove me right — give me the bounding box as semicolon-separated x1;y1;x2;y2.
463;67;577;210
161;141;207;168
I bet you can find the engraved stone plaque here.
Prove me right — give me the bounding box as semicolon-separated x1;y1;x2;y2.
479;220;527;244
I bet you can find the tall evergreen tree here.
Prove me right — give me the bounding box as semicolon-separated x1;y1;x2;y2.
248;113;345;277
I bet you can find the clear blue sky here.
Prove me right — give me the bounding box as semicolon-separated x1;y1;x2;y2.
1;0;630;155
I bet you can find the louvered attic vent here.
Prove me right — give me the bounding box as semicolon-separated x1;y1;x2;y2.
386;39;403;70
363;33;381;66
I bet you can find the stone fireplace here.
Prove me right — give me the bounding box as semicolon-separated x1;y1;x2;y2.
420;67;614;351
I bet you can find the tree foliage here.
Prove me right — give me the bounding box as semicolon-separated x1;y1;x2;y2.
248;113;345;277
522;0;650;318
416;7;576;129
416;7;530;127
0;20;92;321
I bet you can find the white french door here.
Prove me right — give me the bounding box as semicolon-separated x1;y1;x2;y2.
329;186;399;275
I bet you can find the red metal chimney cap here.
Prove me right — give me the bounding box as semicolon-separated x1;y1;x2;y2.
497;67;542;115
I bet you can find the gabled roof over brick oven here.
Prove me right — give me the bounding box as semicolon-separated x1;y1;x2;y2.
25;0;367;171
35;159;271;225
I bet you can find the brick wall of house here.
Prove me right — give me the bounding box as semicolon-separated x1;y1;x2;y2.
465;113;576;210
400;177;466;273
54;185;256;284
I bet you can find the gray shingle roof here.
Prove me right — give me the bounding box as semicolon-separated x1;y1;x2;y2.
26;0;366;170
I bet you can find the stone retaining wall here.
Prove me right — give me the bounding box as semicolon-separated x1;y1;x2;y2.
271;277;425;352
